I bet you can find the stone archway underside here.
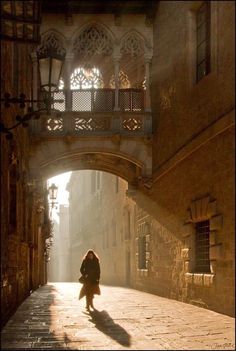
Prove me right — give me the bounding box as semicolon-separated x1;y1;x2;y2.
35;152;142;184
29;136;152;184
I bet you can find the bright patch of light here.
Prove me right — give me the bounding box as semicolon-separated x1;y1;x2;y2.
47;171;72;206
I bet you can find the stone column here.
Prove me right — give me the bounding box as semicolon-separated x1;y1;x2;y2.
30;52;38;111
113;56;121;111
64;53;74;111
144;55;152;112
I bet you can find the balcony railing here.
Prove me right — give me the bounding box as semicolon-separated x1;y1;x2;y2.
30;88;152;136
41;88;145;112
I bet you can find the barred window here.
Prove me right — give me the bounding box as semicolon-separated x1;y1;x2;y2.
138;236;147;269
196;1;211;82
195;220;210;273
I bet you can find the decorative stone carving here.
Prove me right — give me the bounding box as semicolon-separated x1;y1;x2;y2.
121;33;144;58
123;117;142;131
37;31;66;56
71;67;104;89
72;25;113;58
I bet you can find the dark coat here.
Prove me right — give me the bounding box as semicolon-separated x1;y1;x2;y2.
80;257;100;284
79;257;101;300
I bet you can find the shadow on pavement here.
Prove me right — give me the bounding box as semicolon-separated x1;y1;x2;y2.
1;284;72;350
88;309;131;347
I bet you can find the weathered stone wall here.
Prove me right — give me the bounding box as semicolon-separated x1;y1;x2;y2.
0;40;49;328
140;0;235;317
151;1;235;167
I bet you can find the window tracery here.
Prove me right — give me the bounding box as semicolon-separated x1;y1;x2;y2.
36;32;66;56
72;25;113;58
70;67;104;89
121;33;144;58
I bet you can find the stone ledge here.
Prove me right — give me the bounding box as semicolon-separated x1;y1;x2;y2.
185;273;215;286
137;269;148;277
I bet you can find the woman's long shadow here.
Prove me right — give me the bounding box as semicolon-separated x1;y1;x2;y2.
86;309;131;347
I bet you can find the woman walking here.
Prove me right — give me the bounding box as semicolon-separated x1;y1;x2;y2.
79;249;101;310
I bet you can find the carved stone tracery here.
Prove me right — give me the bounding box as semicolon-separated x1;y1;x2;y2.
37;32;66;56
72;25;113;58
121;33;144;58
70;67;104;89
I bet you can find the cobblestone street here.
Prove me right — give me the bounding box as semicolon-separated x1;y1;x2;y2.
1;283;235;350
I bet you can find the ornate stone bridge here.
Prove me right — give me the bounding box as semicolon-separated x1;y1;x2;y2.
29;107;152;185
28;18;154;185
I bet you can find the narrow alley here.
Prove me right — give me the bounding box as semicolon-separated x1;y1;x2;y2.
1;283;235;350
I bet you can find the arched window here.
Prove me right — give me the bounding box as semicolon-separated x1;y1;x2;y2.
70;67;104;89
70;67;110;111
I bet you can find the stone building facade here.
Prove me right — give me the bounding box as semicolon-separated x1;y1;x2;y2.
0;40;51;327
147;0;235;317
48;205;70;282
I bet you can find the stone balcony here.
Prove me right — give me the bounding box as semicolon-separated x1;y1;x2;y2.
29;88;152;137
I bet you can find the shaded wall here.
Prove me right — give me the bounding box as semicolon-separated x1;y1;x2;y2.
1;40;49;328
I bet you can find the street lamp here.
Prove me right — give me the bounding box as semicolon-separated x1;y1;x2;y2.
0;44;65;139
38;47;65;95
48;183;58;209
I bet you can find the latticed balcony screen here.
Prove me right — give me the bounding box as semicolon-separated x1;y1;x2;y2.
72;89;114;112
72;91;92;111
119;89;145;111
38;91;65;112
52;91;66;111
195;220;211;273
39;89;144;112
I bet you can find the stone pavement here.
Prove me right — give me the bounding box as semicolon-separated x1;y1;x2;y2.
1;283;235;350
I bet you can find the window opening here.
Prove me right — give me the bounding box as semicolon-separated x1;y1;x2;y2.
138;235;147;269
195;220;211;273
